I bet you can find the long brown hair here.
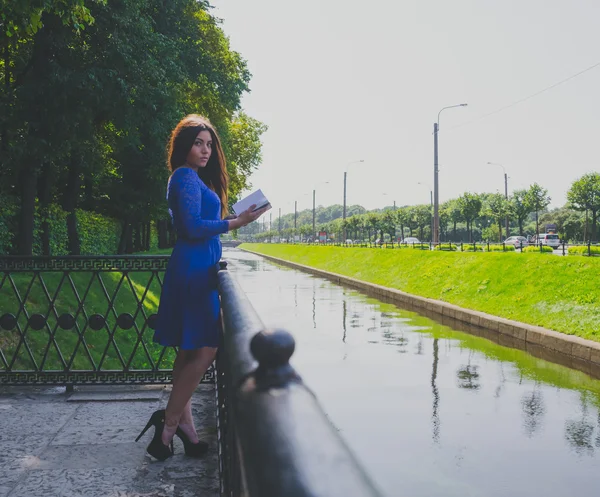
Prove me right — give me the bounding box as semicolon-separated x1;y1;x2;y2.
167;114;229;216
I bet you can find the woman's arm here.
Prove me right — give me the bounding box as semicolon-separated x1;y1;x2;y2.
176;169;230;239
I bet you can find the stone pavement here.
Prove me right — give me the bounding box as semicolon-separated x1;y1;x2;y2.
0;384;219;497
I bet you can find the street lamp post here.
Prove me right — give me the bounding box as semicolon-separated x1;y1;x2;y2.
343;160;365;240
312;189;316;239
418;182;434;242
433;104;467;245
487;162;509;239
307;182;329;242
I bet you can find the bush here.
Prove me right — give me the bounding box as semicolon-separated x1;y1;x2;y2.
0;196;18;254
434;243;458;251
486;244;516;252
462;244;484;252
523;245;554;253
34;204;69;255
568;245;600;257
77;209;122;255
409;243;430;250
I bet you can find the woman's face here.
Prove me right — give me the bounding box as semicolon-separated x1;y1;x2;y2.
186;129;212;169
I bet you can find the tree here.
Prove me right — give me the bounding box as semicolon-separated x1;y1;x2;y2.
412;205;431;242
524;183;551;236
511;189;532;236
396;207;410;241
443;200;463;242
567;173;600;242
224;113;268;206
1;0;266;255
484;193;511;241
381;210;397;241
457;193;482;242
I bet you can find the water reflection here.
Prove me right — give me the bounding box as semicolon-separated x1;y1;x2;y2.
456;364;481;390
342;299;347;343
224;249;600;497
312;279;316;329
431;338;440;445
521;385;545;438
564;394;600;455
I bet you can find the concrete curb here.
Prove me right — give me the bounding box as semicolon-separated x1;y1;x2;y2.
243;249;600;368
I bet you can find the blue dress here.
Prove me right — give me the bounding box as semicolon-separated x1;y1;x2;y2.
154;167;229;349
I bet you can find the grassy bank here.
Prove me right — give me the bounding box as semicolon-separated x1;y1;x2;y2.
241;244;600;342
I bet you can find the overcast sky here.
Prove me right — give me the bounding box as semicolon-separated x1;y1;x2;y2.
214;0;600;215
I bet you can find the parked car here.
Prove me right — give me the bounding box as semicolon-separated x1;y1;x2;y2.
504;236;528;248
532;233;560;249
402;237;421;244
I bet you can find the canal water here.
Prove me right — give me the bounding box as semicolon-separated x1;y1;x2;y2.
224;249;600;497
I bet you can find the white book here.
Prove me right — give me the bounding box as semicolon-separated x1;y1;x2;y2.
232;189;272;216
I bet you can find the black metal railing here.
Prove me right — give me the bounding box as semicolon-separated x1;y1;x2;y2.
216;262;383;497
0;256;214;386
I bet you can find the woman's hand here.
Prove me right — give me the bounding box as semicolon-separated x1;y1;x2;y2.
228;204;270;230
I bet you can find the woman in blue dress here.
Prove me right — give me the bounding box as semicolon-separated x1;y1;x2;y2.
136;115;267;460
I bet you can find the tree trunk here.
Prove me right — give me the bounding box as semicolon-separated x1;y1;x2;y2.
117;220;129;254
157;219;168;248
17;164;38;255
453;221;457;241
62;156;81;255
535;210;539;236
519;219;524;236
38;162;52;255
1;41;10;154
82;175;94;210
498;221;503;242
592;210;598;243
145;222;151;250
134;222;142;252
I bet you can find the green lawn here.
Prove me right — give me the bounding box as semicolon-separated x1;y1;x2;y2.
241;244;600;342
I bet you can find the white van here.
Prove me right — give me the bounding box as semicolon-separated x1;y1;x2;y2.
535;233;560;249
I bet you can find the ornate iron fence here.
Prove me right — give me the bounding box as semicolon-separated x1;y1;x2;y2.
0;256;214;386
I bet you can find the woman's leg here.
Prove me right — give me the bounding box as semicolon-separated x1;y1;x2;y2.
161;347;217;446
178;399;198;443
168;351;195;438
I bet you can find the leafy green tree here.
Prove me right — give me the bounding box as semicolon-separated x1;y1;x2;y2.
567;173;600;242
381;210;397;241
484;193;511;241
412;205;431;242
525;183;551;236
511;189;532;236
396;207;410;240
365;212;380;242
1;0;265;255
224;113;268;206
443;200;463;242
457;193;482;242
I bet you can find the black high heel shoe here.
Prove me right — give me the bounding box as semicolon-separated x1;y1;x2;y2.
175;426;209;458
135;409;174;461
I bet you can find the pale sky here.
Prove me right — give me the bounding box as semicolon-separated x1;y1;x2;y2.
214;0;600;215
